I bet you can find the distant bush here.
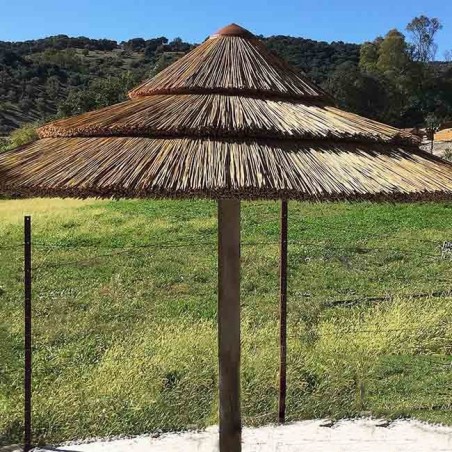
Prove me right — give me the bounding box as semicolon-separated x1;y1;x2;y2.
0;136;9;152
2;124;39;151
444;148;452;161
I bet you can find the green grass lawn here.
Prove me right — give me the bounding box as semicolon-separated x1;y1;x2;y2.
0;198;451;446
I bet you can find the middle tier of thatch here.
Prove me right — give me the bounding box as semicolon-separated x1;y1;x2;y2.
38;94;415;144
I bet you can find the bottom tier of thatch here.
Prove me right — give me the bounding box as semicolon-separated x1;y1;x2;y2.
1;137;452;201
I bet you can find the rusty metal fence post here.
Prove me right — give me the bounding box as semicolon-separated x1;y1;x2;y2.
24;215;32;452
278;200;288;423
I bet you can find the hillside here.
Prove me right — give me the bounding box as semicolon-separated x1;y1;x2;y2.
1;25;452;137
0;34;359;134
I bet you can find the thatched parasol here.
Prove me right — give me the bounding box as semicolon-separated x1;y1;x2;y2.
2;23;452;451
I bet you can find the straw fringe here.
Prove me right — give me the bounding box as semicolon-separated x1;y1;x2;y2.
2;137;452;200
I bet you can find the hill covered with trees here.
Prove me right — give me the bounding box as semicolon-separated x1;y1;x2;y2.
0;15;451;139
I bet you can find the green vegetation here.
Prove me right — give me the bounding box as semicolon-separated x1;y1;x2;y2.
1;15;451;135
329;16;452;126
0;198;451;445
0;36;188;133
0;123;39;152
443;148;452;161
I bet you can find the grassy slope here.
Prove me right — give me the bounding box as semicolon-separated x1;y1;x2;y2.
0;198;451;445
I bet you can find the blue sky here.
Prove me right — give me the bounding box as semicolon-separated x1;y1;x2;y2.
0;0;451;57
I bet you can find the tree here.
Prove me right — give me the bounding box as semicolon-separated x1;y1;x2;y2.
425;113;442;153
167;37;191;52
359;40;380;73
58;88;96;116
46;75;60;100
36;97;47;115
144;37;168;55
406;16;442;62
91;73;136;107
324;61;389;120
122;38;146;52
149;52;185;77
58;72;138;117
376;29;410;75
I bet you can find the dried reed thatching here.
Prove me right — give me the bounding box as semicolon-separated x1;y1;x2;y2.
2;137;452;201
38;95;415;144
2;23;452;201
128;28;327;100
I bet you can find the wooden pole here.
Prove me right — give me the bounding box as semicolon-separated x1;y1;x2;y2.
218;199;241;452
278;200;288;423
24;215;32;452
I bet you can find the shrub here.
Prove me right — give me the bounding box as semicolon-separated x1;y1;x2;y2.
3;124;39;151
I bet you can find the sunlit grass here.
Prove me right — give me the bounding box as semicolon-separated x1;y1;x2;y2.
0;198;451;445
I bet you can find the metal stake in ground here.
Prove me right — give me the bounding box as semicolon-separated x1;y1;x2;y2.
24;215;32;452
218;199;241;452
279;200;288;423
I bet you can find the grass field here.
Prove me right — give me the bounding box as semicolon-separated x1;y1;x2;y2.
0;198;451;446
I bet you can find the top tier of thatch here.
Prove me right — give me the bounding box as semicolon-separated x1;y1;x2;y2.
128;24;328;100
2;24;452;201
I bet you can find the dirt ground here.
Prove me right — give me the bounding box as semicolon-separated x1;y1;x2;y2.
27;419;452;452
420;139;451;157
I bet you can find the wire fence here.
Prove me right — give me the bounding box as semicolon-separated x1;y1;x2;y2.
3;234;452;251
2;236;451;353
1;239;451;265
2;236;452;310
1;224;451;448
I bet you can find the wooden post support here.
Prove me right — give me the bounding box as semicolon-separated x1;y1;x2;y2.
218;199;241;452
278;200;288;423
24;216;32;452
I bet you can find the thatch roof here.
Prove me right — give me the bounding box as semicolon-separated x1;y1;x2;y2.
2;23;452;201
37;95;413;143
127;26;327;100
